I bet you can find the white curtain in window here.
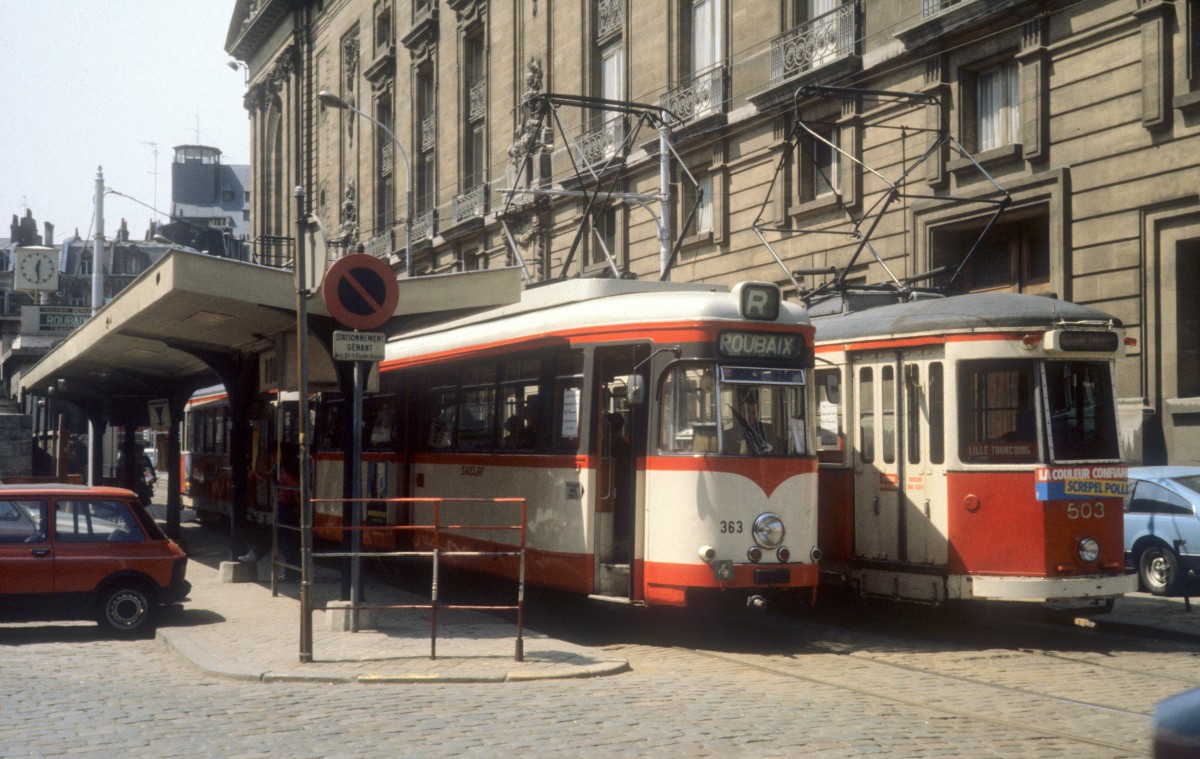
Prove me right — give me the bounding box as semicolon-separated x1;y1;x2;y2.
691;0;722;74
808;0;838;19
695;174;713;233
978;62;1019;151
601;42;624;128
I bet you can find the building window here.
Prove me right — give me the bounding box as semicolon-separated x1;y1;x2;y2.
463;31;487;190
375;1;393;50
1178;241;1200;397
375;94;395;236
689;0;722;75
812;126;839;198
416;67;436;212
976;61;1020;151
681;173;713;241
222;190;235;202
936;212;1050;295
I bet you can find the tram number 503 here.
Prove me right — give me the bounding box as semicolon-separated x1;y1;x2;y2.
720;520;744;534
1066;501;1105;520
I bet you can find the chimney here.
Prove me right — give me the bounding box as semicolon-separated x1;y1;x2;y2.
44;221;55;247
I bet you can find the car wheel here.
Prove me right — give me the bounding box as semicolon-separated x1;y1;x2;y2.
1139;544;1179;596
97;583;155;635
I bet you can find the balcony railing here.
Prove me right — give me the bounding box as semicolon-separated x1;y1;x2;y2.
421;114;437;151
581;117;626;167
922;0;964;17
597;0;623;41
381;142;394;177
411;208;437;243
660;62;728;126
453;184;488;224
469;77;487;123
364;231;392;258
770;2;858;84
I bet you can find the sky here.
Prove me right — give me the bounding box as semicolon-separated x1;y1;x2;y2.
1;1;250;244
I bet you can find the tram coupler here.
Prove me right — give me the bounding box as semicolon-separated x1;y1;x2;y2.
746;594;767;609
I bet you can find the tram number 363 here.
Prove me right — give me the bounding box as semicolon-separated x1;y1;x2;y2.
720;520;744;534
1066;501;1106;520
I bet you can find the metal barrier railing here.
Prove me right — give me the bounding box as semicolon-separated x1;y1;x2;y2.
285;496;527;661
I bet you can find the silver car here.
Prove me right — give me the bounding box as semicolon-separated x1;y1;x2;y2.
1124;466;1200;595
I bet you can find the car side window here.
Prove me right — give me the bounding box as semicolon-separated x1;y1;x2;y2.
55;500;146;543
0;500;47;543
1127;481;1194;516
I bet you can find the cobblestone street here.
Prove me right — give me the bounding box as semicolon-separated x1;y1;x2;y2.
4;585;1195;757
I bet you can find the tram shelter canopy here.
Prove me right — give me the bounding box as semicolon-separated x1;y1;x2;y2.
18;248;523;406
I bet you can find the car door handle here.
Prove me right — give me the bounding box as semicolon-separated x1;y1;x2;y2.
31;548;51;557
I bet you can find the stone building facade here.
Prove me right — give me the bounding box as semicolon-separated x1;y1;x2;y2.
225;0;1200;464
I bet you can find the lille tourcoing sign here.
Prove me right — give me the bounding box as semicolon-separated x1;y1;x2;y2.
321;253;400;331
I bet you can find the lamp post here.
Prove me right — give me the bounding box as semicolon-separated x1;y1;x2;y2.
317;90;413;278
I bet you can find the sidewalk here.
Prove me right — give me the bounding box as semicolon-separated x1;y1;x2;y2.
154;516;629;684
152;511;1200;685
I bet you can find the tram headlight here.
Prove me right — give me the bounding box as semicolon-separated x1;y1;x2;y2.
1078;538;1101;564
752;513;786;549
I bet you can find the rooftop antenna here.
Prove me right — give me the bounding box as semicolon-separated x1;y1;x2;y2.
194;114;200;143
141;141;160;220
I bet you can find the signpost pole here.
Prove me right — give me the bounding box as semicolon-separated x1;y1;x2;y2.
350;356;364;632
295;187;314;663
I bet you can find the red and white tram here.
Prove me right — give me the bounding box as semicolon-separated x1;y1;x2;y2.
322;279;821;608
809;290;1136;606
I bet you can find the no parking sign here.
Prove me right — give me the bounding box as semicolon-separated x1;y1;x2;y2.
321;253;400;331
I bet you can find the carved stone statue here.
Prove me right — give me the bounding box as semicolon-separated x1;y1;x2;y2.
340;180;359;241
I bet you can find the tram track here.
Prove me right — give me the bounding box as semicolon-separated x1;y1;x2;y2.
682;645;1148;755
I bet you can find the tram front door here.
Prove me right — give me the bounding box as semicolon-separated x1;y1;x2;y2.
591;346;641;600
852;355;902;563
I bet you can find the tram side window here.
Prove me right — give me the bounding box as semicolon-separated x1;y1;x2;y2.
906;365;921;466
959;361;1038;464
425;380;458;450
929;362;944;465
1045;360;1119;461
815;368;844;464
365;397;400;450
882;366;896;464
859;367;875;464
456;364;497;451
552;352;584;451
658;365;717;453
501;358;541;450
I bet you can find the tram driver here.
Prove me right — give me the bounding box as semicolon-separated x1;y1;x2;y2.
724;390;780;455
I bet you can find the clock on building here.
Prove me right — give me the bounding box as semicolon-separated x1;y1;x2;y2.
14;247;60;291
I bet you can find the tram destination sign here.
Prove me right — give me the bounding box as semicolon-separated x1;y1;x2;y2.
333;330;385;361
718;331;802;360
21;305;90;335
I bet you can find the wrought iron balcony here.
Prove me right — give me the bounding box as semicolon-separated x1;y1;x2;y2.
660;62;728;126
922;0;964;17
469;77;487;123
770;1;858;84
381;143;393;177
421;114;437;151
364;231;392;258
411;208;437;243
597;0;623;42
453;184;488;224
581;117;626;167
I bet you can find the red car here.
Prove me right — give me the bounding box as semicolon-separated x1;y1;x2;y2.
0;484;189;636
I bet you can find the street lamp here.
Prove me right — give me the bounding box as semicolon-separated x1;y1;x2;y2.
317;90;413;278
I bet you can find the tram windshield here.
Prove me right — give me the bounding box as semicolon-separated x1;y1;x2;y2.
959;359;1119;464
658;364;809;456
